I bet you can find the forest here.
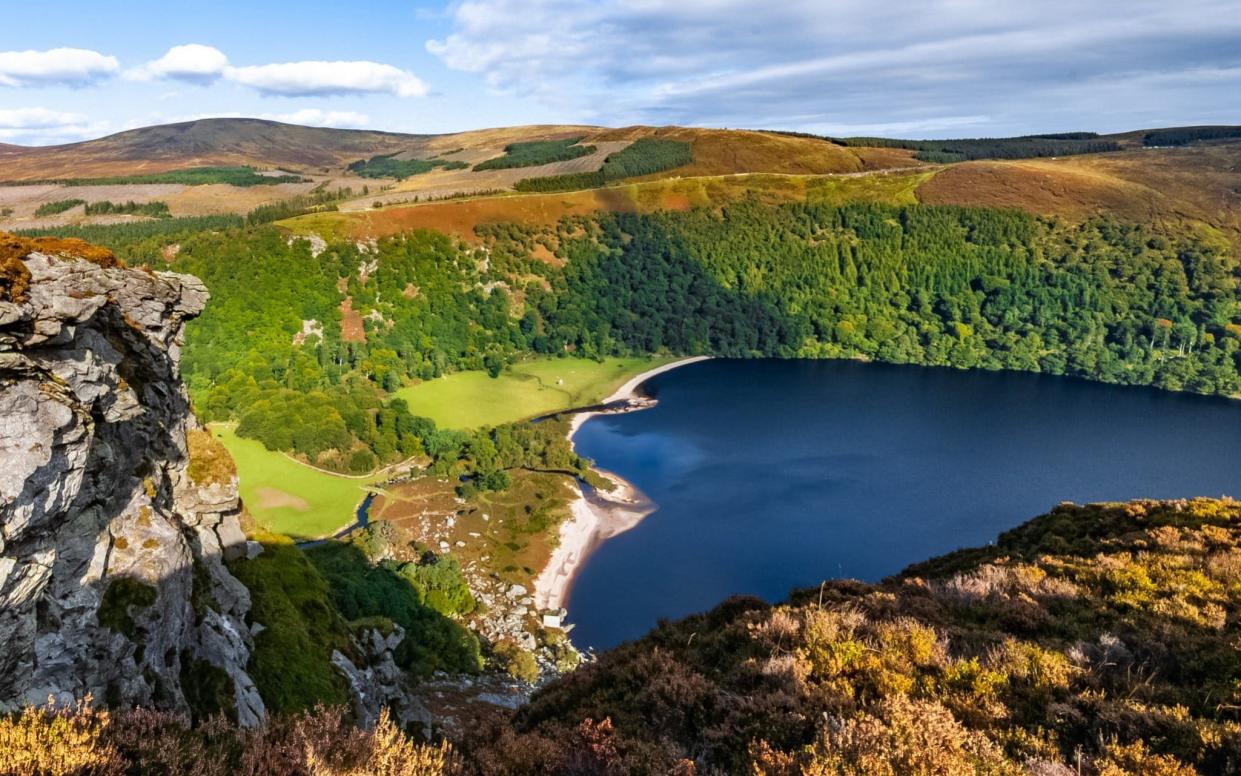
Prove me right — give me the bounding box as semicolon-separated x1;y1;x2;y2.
33;198;86;216
347;154;468;180
41;199;1241;474
472;137;596;171
513;138;693;192
834;133;1122;162
83;199;171;218
59;165;306;187
1142;126;1241;146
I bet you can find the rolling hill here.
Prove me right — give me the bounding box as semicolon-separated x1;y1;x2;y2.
0;118;430;179
3;118;1240;253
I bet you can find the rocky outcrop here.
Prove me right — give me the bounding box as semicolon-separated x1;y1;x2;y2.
332;624;432;734
0;247;264;724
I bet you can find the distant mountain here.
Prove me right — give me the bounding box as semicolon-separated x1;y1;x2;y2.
0;118;435;179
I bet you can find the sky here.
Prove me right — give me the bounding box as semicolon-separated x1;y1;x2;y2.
1;0;1239;145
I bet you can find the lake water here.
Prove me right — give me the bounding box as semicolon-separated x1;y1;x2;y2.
569;359;1241;649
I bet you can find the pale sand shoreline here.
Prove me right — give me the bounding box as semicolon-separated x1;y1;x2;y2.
534;356;711;612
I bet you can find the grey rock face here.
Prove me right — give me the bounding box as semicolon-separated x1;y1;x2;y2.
0;252;264;725
331;625;432;735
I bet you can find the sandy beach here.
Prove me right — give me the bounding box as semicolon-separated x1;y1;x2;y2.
534;356;710;612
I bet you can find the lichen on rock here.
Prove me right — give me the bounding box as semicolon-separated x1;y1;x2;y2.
0;237;264;725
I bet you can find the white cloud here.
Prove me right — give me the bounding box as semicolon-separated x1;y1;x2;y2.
126;46;428;98
0;48;119;87
260;109;371;128
125;44;229;83
0;107;108;144
225;60;427;97
426;0;1241;135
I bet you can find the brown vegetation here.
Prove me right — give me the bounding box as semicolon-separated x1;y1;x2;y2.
0;231;123;301
340;297;367;343
0;699;458;776
185;428;238;487
588;127;866;178
0;231;121;268
464;499;1241;774
916;143;1241;248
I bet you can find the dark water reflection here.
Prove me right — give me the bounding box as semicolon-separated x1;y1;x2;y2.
569;359;1240;649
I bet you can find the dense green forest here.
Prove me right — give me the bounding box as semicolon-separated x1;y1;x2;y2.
473;137;596;171
1142;126;1241;146
16;214;244;253
58;165;307;186
833;133;1121;162
538;203;1240;398
514;138;693;192
33;198;85;216
49;200;1241;471
347;154;468;180
83;199;171;218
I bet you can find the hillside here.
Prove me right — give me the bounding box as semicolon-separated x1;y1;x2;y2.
466;498;1241;774
5;119;1240;246
2;119;1240;775
6;498;1236;774
0;118;429;179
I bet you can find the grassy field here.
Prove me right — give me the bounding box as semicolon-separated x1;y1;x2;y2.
212;425;388;539
394;356;669;429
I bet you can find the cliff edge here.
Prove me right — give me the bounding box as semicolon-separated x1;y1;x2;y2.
0;235;264;724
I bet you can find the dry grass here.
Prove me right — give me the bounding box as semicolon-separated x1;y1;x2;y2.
281;170;933;244
339;297;366;343
185;428;237;487
0;230;122;270
916;142;1241;247
0;699;460;776
372;469;574;591
915;158;1162;221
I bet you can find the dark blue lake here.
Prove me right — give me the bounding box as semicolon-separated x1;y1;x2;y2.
568;359;1241;650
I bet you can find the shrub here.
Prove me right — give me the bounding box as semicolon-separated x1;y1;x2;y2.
185;429;237;486
305;543;482;677
0;697;123;776
34;199;86;217
513;138;692;192
473;138;595;171
225;535;352;712
0;701;460;776
493;641;539;684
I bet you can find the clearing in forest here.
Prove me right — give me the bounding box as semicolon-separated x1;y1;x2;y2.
394;356;669;429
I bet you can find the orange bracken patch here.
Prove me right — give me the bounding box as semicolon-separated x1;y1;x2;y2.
339;296;366;343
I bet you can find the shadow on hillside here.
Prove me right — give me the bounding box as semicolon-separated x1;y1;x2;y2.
223;537;481;716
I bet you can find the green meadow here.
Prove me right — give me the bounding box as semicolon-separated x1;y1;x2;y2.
395;356;669;429
212;425;387;539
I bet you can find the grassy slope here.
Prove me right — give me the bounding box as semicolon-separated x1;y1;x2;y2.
212;425;386;539
279;170;935;244
394;356;669;429
280;141;1241;251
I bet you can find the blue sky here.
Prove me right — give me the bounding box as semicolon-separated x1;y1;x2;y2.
2;0;1239;145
